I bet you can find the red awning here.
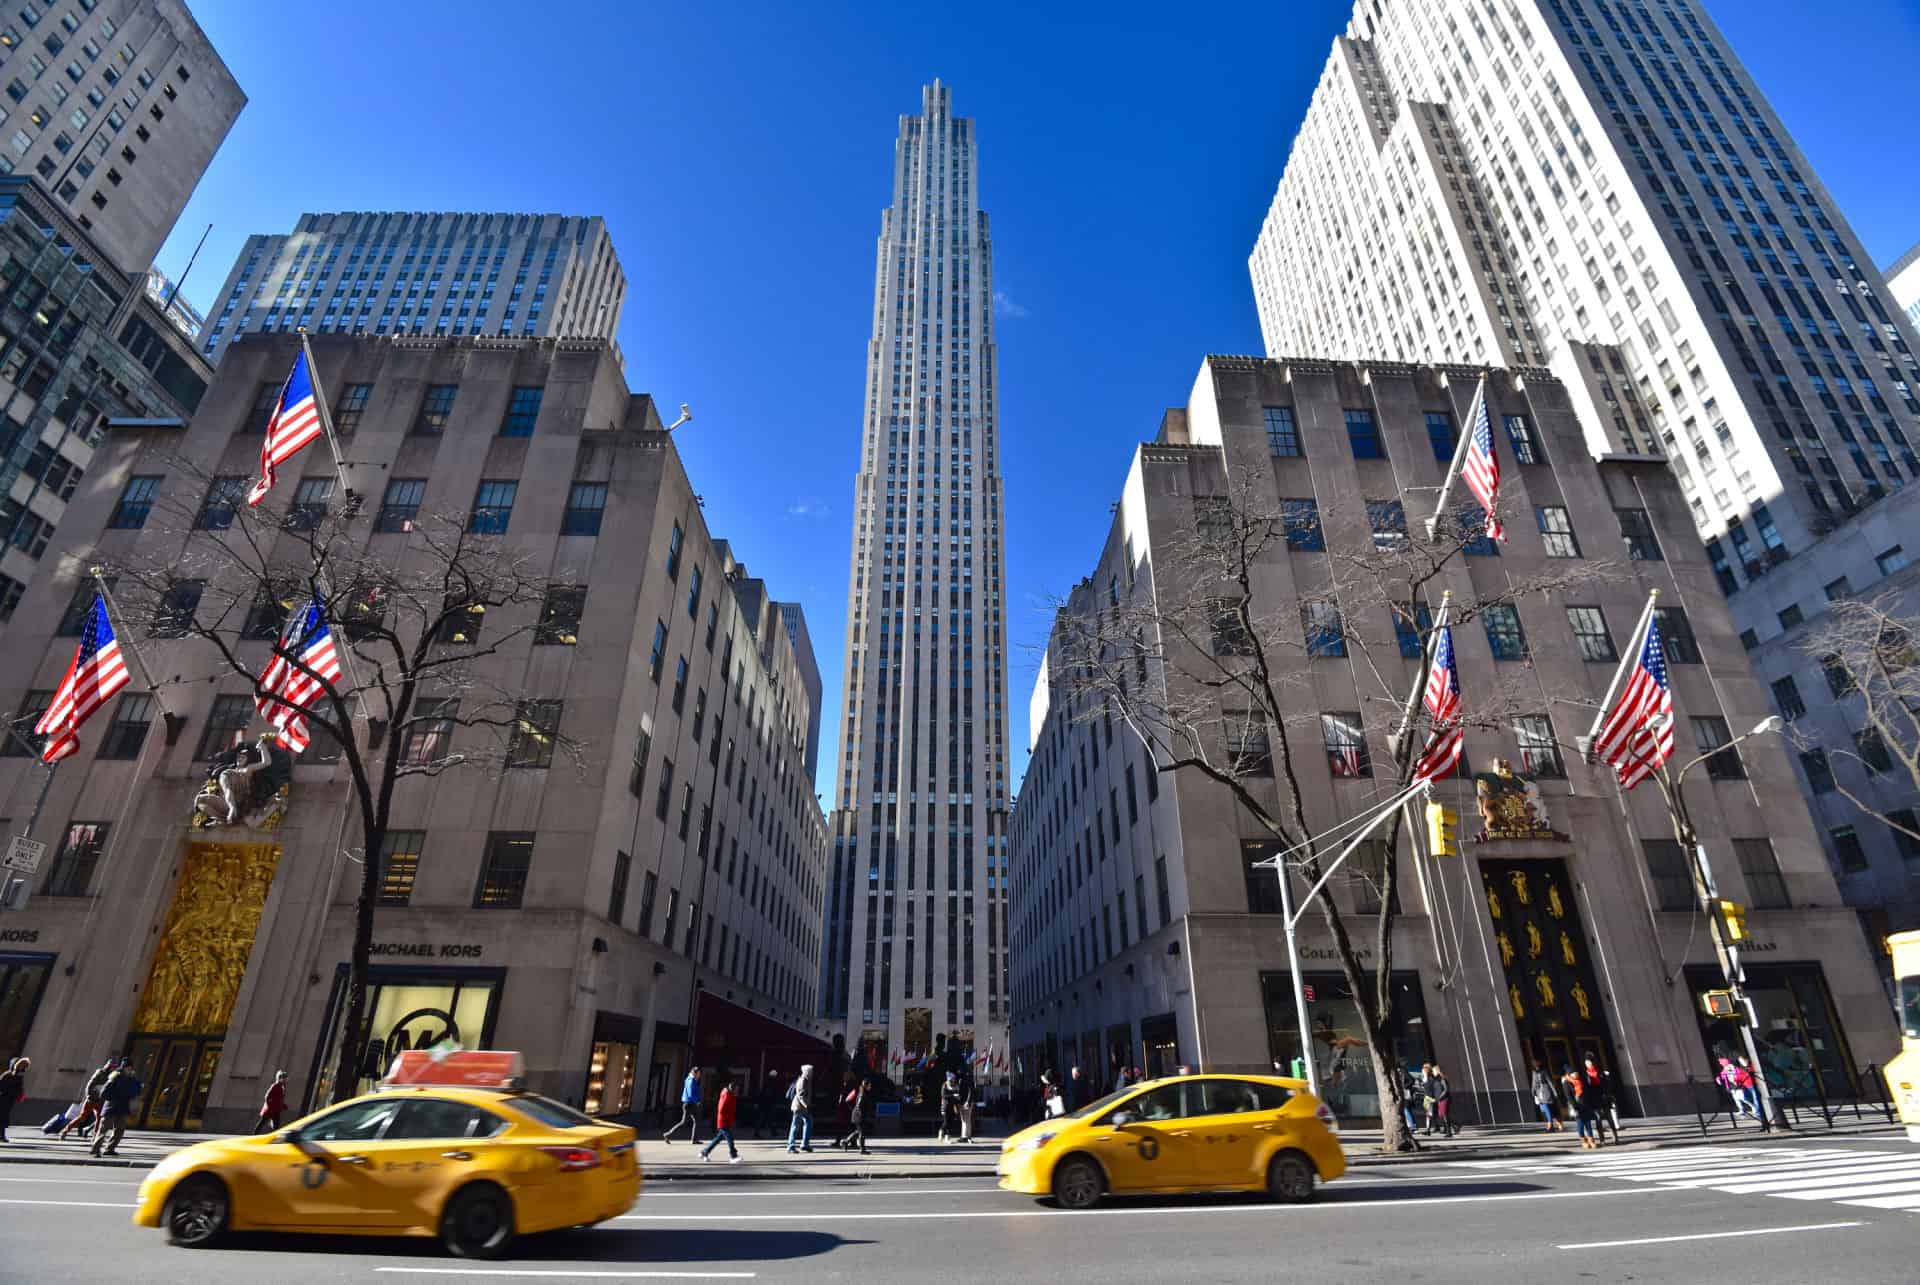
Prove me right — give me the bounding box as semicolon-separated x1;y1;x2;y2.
694;991;831;1069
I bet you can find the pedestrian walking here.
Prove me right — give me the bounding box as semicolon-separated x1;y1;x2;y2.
90;1058;140;1157
1531;1062;1563;1132
1428;1064;1456;1138
1717;1056;1761;1121
1582;1055;1621;1144
662;1067;702;1144
1066;1066;1085;1113
0;1056;27;1143
838;1078;872;1154
60;1058;116;1142
959;1073;976;1143
1562;1062;1599;1148
700;1079;741;1164
256;1070;290;1134
1398;1063;1424;1136
938;1071;959;1141
1040;1071;1063;1120
1412;1062;1437;1135
785;1064;815;1153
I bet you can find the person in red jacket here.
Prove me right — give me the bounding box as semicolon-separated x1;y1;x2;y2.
700;1079;741;1163
256;1070;290;1134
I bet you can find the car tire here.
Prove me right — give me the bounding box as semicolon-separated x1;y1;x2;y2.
1266;1150;1316;1204
441;1182;515;1259
1051;1155;1105;1211
163;1173;230;1248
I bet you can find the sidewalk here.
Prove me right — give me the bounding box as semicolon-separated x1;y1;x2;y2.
0;1111;1901;1179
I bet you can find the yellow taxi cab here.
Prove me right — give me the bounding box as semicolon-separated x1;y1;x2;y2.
998;1072;1345;1209
133;1051;639;1258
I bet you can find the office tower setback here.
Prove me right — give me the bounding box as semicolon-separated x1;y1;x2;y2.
198;212;627;362
825;82;1011;1067
1889;242;1920;335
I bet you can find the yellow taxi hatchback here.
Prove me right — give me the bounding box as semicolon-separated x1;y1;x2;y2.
998;1073;1345;1209
134;1053;639;1258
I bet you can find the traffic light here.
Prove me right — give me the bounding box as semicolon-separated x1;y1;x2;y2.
1701;989;1738;1018
1715;899;1750;944
1426;802;1460;857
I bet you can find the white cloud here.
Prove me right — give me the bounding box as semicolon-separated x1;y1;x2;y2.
787;498;829;519
992;290;1029;319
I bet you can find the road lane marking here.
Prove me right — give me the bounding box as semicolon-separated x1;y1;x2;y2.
1557;1221;1864;1250
374;1271;757;1280
641;1185;1003;1198
0;1198;138;1208
0;1174;146;1185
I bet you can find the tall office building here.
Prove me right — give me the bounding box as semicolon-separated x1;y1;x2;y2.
197;211;626;362
1248;0;1920;921
824;82;1011;1067
1889;241;1920;334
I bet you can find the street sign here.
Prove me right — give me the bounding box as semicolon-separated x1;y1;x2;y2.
3;835;45;875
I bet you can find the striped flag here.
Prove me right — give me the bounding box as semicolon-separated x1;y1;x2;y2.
1593;613;1675;791
1461;383;1505;542
255;594;342;753
245;348;325;506
1412;625;1464;783
35;596;131;762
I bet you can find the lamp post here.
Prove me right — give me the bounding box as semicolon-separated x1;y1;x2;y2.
1649;715;1784;1127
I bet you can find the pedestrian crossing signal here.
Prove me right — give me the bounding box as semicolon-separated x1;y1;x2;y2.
1715;899;1751;944
1702;989;1738;1018
1426;802;1460;857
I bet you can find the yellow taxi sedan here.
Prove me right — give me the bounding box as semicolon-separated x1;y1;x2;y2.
135;1065;638;1258
999;1073;1345;1209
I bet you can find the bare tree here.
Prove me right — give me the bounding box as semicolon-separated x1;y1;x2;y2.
102;458;583;1104
1048;476;1624;1152
1793;593;1920;848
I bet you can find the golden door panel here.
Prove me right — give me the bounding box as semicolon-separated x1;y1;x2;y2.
131;841;283;1035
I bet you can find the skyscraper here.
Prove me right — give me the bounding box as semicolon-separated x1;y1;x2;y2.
824;82;1011;1067
197;211;626;362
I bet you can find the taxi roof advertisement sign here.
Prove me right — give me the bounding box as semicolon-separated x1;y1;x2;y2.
383;1049;525;1088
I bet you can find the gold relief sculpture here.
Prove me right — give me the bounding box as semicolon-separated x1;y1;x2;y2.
1571;981;1593;1021
1533;971;1557;1008
1560;931;1578;967
131;841;283;1035
1508;869;1531;905
1525;922;1544;959
1509;983;1526;1020
1473;758;1564;840
1486;888;1503;920
1496;931;1516;968
1546;883;1566;920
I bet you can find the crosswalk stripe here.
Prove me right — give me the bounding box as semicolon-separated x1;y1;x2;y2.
1781;1179;1920;1201
1618;1158;1916;1185
1486;1144;1920;1211
1844;1192;1920;1210
1714;1163;1920;1194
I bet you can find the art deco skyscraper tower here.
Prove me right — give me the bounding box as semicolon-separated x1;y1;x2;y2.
823;82;1011;1065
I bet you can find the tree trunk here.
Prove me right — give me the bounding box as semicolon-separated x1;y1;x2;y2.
1367;1020;1416;1153
329;825;382;1104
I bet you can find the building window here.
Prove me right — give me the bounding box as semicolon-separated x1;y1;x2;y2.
1876;545;1909;577
1208;597;1254;656
1453;508;1500;557
1391;599;1431;659
473;832;534;908
1481;603;1528;661
106;474;159;529
1193;494;1232;546
242;380;279;433
628;723;652;797
560;482;607;536
1322;711;1370;778
1242;841;1284;914
333;382;372;432
1824;577;1853;602
1513;714;1565;778
1777;604;1804;631
1642;839;1695;911
400;697;457;765
1691;716;1744;780
378;830;425;906
1344;407;1385;459
1;689;50;758
655;758;675;822
468;480;516;534
1281;498;1323;551
1829;825;1867;873
1535;506;1581;557
1156;855;1172;925
666;521;684;580
686;564;704;620
414;383;457;434
1424;411;1455;463
1225;710;1272;777
1819;652;1854;698
506;699;561;768
1735;838;1790;910
1503;413;1542;464
1855;726;1893;775
194;693;254;760
532;585;584;646
1884;811;1920;863
1800;749;1835;794
498;385;543;437
1654;607;1701;664
608;850;631;923
285;476;334;531
1367;499;1407;552
638;870;659;937
194;475;247;529
56;577;109;636
671;657;689;713
649;620;667;681
151;581;203;638
1616;507;1663;561
1264;406;1300;457
42;821;110;896
1771;676;1806;721
1565;606;1616;662
1302;598;1345;658
375;478;425;532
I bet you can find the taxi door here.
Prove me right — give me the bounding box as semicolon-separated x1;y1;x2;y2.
244;1097;412;1229
363;1099;513;1229
1185;1078;1267;1188
1092;1082;1203;1190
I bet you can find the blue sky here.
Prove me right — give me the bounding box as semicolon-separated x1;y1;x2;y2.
156;0;1920;803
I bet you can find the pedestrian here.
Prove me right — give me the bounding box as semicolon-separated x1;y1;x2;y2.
1582;1055;1620;1144
1413;1062;1435;1135
1562;1062;1598;1148
256;1070;290;1134
662;1066;702;1144
1040;1071;1063;1120
939;1071;959;1141
752;1071;780;1140
60;1058;116;1142
700;1078;741;1164
1397;1063;1423;1136
1531;1062;1562;1132
1717;1056;1761;1121
1428;1064;1456;1138
959;1072;976;1143
839;1078;872;1155
90;1058;140;1157
1066;1065;1084;1113
785;1064;814;1153
0;1056;26;1143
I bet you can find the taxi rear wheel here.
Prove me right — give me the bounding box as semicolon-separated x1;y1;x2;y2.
442;1182;515;1259
163;1173;229;1248
1266;1150;1316;1204
1051;1155;1105;1210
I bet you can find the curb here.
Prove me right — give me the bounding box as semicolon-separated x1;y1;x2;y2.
646;1165;1000;1183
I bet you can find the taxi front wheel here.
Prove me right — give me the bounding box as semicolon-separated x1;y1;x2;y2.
442;1182;516;1259
1051;1155;1105;1210
163;1174;230;1248
1266;1151;1316;1204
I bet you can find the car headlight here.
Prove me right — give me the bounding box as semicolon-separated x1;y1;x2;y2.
1018;1132;1057;1152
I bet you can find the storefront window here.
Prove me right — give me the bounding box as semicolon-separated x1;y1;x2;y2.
1140;1013;1179;1078
1263;969;1432;1121
1687;962;1857;1101
308;966;504;1108
0;952;54;1062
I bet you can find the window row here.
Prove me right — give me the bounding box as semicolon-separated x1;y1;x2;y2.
1261;404;1545;465
241;380;544;438
104;472;609;538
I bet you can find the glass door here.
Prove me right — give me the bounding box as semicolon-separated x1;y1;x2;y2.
183;1041;223;1131
142;1038;199;1130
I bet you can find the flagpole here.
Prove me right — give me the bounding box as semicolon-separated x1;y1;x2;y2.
89;567;173;719
1424;377;1485;540
298;329;357;505
1581;590;1659;752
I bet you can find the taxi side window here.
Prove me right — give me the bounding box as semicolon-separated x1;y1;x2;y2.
1128;1084;1189;1122
300;1098;403;1142
1249;1082;1296;1112
386;1099;509;1141
1199;1079;1266;1115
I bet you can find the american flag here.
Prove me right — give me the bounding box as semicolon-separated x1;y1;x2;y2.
245;348;325;506
1461;384;1505;542
255;594;342;754
35;596;130;762
1412;625;1464;783
1594;612;1675;791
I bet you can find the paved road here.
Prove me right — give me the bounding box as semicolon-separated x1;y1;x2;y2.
1;1138;1915;1283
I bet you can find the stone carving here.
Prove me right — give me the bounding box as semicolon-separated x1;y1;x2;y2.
193;734;293;831
1473;758;1564;841
131;841;283;1035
